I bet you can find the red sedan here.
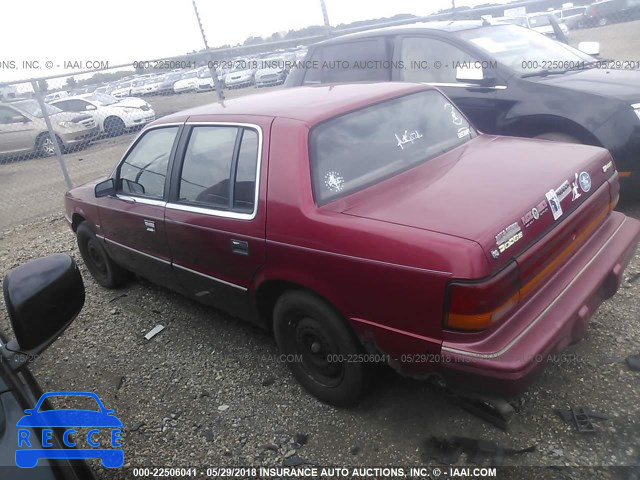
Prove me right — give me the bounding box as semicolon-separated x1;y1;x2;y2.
65;83;640;406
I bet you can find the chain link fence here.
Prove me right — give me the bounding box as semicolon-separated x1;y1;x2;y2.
1;0;639;232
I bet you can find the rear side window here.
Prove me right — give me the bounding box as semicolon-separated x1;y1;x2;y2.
303;39;390;84
118;127;179;199
178;126;260;214
310;90;475;205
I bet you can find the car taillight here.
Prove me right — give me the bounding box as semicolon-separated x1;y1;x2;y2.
445;261;521;331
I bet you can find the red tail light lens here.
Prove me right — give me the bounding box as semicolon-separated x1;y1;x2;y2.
445;262;521;331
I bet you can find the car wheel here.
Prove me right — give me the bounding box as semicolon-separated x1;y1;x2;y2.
36;133;63;157
76;222;127;288
534;132;582;144
104;117;126;137
598;17;608;26
273;290;366;406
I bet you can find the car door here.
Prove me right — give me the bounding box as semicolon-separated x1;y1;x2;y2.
0;106;34;154
98;125;181;289
391;35;501;133
164;121;268;321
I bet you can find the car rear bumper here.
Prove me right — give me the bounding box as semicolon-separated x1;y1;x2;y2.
438;211;640;396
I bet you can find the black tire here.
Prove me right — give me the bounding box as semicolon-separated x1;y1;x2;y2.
273;290;366;406
36;133;63;157
104;117;126;137
534;132;582;144
76;222;127;288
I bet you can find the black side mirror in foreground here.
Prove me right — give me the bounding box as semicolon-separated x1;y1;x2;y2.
95;178;115;197
1;254;85;367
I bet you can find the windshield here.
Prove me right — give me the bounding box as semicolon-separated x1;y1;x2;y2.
182;71;198;79
457;24;594;75
14;100;62;117
528;14;551;27
310;90;475;205
86;93;118;105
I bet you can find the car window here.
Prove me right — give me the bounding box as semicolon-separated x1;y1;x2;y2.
0;106;26;124
528;15;551;27
118;127;179;199
178;126;260;213
303;39;390;84
310;90;476;205
399;37;477;83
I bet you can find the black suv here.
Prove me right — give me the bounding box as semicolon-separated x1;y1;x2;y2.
285;21;640;178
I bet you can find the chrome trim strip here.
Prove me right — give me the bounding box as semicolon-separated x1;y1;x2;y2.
116;195;167;207
267;239;451;276
172;263;248;291
102;237;171;265
166;202;255;220
426;82;507;90
441;218;628;360
101;236;247;291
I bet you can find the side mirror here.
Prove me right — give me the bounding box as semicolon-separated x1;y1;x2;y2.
456;65;495;86
95;178;115;197
578;41;600;56
1;254;85;367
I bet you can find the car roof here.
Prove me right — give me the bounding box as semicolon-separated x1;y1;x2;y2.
157;83;433;126
315;20;489;45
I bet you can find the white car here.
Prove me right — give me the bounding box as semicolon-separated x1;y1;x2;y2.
173;70;200;94
224;68;255;89
497;14;570;38
51;92;155;136
111;79;148;98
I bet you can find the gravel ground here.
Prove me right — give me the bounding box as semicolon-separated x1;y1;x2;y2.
0;192;639;480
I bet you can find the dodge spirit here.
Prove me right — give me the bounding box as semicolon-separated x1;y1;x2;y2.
64;83;640;406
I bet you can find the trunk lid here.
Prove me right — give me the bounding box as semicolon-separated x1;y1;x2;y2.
335;135;614;269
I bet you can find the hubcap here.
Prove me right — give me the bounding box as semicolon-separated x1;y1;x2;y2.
43;138;55;155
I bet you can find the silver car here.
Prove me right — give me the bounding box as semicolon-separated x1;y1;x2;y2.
0;100;98;157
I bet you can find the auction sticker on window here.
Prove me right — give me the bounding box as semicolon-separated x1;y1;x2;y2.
546;189;563;220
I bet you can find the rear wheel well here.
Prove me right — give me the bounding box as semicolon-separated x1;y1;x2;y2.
71;214;86;232
504;116;602;147
256;280;348;333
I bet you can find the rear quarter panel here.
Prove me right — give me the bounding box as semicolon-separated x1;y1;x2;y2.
259;117;489;367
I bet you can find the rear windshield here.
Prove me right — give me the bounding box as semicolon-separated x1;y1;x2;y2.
310;90;475;205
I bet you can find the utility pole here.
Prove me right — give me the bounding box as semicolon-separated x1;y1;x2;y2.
192;0;224;101
320;0;332;37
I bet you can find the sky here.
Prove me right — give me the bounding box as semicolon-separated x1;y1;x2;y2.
0;0;508;84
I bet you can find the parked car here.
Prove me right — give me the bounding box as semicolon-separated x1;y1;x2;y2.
583;0;640;26
43;91;69;103
553;5;588;29
1;254;96;478
51;93;155;136
111;79;148;98
224;66;255;89
64;83;640;405
285;21;640;180
0;100;97;157
173;70;201;94
494;13;570;38
152;72;183;95
254;58;289;87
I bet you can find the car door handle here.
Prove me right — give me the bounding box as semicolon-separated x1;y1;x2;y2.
118;195;137;204
230;239;249;256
